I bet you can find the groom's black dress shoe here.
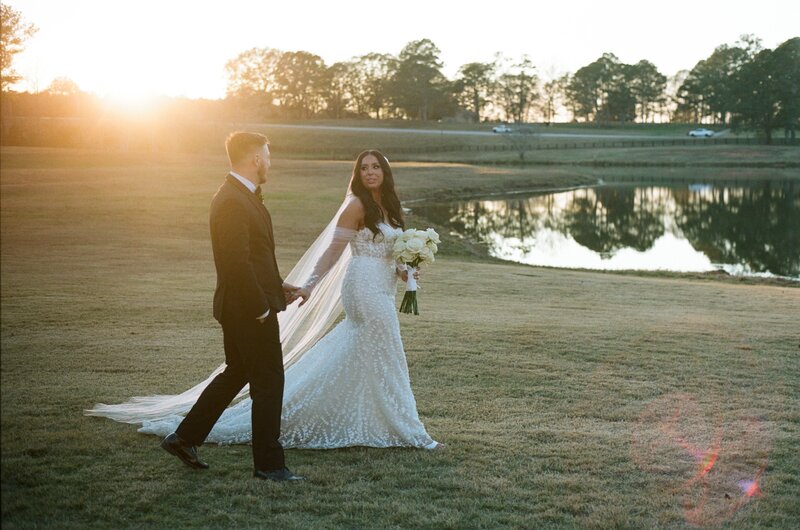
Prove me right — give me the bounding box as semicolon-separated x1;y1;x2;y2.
160;433;209;469
253;467;305;482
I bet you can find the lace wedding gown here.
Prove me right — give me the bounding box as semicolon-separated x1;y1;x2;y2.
139;223;438;449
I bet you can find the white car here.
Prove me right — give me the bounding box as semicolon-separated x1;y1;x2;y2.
492;124;513;133
688;128;715;137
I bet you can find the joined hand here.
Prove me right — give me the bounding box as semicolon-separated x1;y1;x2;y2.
282;283;301;304
295;287;311;307
282;282;310;306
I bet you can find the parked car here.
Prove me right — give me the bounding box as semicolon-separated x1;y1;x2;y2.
492;124;513;133
688;128;715;137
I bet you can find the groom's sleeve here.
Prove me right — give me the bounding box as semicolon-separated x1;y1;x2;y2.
214;199;269;318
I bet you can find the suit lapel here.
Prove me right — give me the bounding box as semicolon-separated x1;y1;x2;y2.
226;174;270;221
225;174;274;249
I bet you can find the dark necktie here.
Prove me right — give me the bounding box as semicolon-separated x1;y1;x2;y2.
255;186;264;203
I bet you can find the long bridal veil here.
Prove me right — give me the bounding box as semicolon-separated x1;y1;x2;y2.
85;194;355;424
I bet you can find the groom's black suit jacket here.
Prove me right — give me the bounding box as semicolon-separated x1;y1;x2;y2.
210;174;286;323
178;173;287;470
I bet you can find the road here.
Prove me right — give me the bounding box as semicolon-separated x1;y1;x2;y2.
258;123;687;140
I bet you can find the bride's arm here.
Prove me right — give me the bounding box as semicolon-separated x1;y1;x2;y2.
295;199;364;306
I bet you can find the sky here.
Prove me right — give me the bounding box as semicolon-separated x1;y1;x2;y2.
7;0;799;100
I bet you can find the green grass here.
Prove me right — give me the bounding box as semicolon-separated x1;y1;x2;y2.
1;147;799;528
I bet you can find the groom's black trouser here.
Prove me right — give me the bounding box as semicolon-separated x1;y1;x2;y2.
176;311;285;471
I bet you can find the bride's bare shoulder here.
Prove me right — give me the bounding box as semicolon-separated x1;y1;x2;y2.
343;195;365;213
338;196;365;229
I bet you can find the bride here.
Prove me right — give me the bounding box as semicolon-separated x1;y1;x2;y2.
88;149;443;451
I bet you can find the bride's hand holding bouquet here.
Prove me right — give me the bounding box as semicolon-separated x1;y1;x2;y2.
393;228;440;315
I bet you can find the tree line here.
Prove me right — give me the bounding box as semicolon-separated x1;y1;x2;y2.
223;35;798;140
1;3;797;141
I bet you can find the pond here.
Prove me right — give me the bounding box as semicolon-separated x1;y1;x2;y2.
415;179;800;279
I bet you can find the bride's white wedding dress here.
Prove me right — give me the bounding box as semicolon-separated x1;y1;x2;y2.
138;222;438;449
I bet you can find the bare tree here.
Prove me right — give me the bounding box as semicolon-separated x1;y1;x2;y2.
224;47;284;119
351;53;396;119
455;61;496;122
495;56;539;123
664;70;689;122
538;68;566;124
502;126;540;161
47;77;81;96
321;61;353;119
628;60;666;123
224;47;283;98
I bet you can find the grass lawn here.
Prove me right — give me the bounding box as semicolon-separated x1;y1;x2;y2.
7;117;781;162
185;118;762;137
407;144;800;167
1;147;798;528
227;126;780;162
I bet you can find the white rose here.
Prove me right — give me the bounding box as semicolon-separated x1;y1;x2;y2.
419;246;433;261
426;241;438;254
399;249;416;262
425;228;441;244
406;237;425;252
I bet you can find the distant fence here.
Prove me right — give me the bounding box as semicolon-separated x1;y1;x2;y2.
365;136;799;154
275;136;799;161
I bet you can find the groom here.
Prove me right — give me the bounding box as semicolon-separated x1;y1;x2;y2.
161;132;303;482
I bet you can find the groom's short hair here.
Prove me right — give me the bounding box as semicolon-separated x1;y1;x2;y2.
226;132;269;164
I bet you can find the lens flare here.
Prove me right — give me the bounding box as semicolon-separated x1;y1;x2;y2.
632;393;771;525
698;447;719;477
740;480;760;497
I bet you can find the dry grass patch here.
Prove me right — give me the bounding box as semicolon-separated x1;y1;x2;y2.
2;148;798;528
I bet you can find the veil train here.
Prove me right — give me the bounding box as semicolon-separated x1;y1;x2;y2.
86;195;354;424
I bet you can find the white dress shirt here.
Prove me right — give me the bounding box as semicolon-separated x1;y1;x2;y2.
230;171;257;193
228;171;270;322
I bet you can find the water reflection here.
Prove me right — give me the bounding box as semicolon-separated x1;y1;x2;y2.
417;181;800;278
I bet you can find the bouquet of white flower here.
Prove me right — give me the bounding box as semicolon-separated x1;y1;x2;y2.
393;228;440;315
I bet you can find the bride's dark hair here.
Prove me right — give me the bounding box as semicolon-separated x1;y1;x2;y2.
348;150;404;237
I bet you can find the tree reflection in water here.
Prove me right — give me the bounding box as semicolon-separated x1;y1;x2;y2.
560;187;668;254
417;181;799;278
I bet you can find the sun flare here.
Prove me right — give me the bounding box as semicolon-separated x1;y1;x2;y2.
101;89;160;116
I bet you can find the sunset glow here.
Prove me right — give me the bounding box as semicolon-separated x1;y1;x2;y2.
8;0;800;99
